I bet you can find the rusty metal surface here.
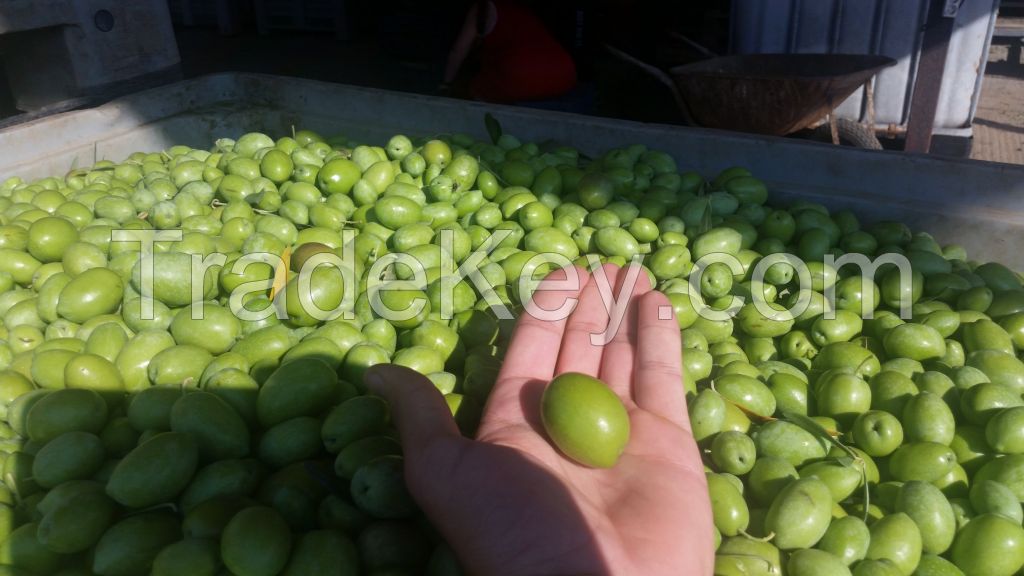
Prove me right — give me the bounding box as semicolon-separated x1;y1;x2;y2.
667;54;895;136
905;0;957;152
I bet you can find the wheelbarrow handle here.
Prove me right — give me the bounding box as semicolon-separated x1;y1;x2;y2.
668;31;719;59
604;44;696;125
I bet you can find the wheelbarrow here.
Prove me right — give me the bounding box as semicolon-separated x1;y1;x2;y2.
606;45;896;146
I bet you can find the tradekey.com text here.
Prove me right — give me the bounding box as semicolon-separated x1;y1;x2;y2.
113;228;916;346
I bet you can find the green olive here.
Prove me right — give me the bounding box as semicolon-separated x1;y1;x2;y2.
27;217;78;264
541;372;629;468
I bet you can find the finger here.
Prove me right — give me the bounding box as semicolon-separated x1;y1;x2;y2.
365;364;464;454
598;264;651;401
479;266;588;433
633;290;690;430
554;265;619;377
500;266;588;382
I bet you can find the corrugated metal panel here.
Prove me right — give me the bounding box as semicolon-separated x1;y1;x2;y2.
730;0;998;131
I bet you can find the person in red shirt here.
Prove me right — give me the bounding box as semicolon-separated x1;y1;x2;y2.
442;0;577;102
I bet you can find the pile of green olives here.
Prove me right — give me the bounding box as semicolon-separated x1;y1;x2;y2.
0;123;1020;576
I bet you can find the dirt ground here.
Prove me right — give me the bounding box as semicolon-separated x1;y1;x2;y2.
970;40;1024;164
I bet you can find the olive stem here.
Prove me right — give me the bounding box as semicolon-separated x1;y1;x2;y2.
737;529;776;543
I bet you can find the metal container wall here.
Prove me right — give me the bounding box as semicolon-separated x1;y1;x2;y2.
0;73;1022;267
0;0;181;111
730;0;998;135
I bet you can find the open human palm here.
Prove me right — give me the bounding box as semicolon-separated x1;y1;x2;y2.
367;264;714;576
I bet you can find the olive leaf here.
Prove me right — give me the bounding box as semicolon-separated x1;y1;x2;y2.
698;201;714;235
780;412;849;455
834;456;855;468
484;113;502;145
731;402;776;424
781;411;870;522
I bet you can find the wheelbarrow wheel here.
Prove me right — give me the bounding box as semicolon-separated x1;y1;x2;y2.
811;118;883;149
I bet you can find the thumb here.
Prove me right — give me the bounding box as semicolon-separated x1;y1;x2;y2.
365;363;464;455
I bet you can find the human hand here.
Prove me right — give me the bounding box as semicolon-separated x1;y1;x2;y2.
366;264;714;576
